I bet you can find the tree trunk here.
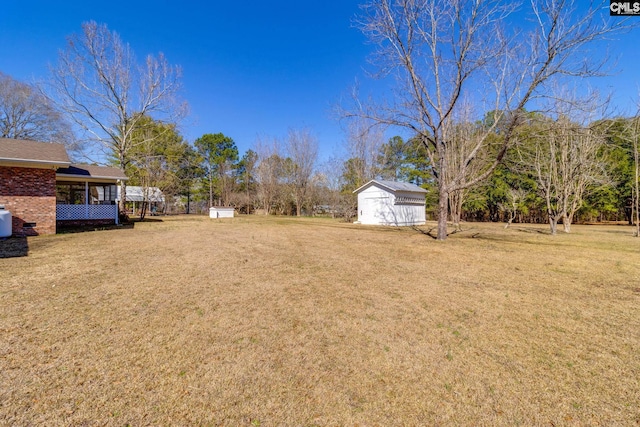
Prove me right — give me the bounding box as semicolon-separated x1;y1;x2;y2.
449;190;463;231
119;181;127;218
263;195;271;215
634;131;639;237
505;210;516;229
563;211;573;233
437;186;449;240
549;216;558;235
209;174;213;208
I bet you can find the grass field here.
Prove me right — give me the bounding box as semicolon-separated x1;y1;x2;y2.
1;215;639;425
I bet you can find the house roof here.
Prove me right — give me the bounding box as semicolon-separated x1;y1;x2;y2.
0;138;71;167
56;164;128;181
353;179;428;194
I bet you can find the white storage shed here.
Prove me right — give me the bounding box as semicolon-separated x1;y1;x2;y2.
209;206;235;218
354;179;427;226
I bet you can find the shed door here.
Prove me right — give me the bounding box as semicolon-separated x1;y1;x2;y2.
362;196;389;224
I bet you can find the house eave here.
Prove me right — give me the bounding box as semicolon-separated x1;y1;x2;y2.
0;159;71;169
56;173;128;183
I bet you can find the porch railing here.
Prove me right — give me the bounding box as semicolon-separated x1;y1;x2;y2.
56;204;118;221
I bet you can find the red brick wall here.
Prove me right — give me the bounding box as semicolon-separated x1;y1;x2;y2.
0;166;57;236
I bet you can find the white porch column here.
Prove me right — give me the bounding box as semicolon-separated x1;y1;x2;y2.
85;181;89;219
115;180;120;224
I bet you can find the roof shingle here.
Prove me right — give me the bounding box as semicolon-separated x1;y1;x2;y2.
0;138;70;165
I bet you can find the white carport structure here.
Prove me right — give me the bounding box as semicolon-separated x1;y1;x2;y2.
354;179;427;226
117;186;165;215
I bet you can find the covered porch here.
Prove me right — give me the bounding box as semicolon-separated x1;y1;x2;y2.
55;165;128;228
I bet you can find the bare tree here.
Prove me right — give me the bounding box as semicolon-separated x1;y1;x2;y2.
286;128;318;216
0;72;74;146
602;115;640;235
255;137;284;215
318;156;358;221
353;0;630;240
520;97;608;235
635;123;640;237
629;116;640;237
47;21;186;213
442;102;498;230
343;116;385;190
500;188;529;228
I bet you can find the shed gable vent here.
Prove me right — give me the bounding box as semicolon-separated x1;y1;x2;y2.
394;196;425;205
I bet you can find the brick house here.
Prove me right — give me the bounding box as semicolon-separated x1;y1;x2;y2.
0;138;127;236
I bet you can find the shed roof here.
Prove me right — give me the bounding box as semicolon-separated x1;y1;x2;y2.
0;138;70;167
56;164;128;181
353;179;428;194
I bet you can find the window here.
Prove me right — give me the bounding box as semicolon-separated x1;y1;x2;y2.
56;183;85;204
56;183;117;205
89;184;117;205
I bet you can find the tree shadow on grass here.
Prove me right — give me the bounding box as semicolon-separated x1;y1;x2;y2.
513;226;552;235
57;222;136;235
0;237;29;258
129;217;164;223
411;225;469;240
412;226;437;239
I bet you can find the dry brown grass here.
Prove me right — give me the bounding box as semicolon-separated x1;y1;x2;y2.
1;215;639;426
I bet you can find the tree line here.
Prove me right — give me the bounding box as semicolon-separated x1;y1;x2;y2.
2;46;639;231
337;112;640;235
5;62;640;232
105;108;640;235
1;2;638;238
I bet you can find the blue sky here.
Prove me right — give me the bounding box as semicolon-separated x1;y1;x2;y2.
1;1;640;161
1;1;372;160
